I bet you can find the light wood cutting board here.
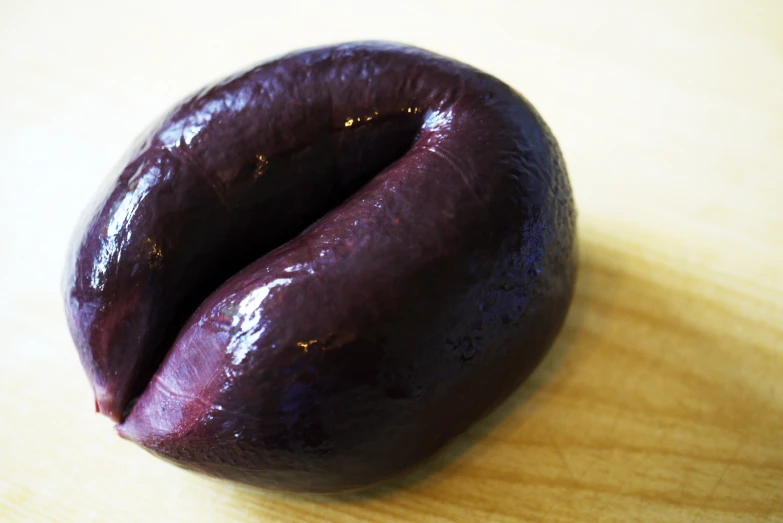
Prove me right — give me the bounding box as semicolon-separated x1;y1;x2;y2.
1;1;782;521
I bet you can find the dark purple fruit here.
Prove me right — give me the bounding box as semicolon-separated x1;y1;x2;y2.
63;42;577;493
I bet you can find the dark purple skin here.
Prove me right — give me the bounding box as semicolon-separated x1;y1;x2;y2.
63;42;576;493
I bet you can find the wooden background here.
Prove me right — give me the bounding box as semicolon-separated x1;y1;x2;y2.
1;0;781;521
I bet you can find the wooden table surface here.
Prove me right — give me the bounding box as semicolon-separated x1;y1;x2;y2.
2;1;782;521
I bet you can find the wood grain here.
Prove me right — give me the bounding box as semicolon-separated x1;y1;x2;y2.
1;0;782;521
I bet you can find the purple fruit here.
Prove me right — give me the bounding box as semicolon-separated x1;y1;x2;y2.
63;42;576;493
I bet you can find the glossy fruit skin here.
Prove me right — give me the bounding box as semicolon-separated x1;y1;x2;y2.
63;42;576;493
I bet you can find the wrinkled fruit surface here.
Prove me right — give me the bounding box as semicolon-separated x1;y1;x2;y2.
63;42;577;493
